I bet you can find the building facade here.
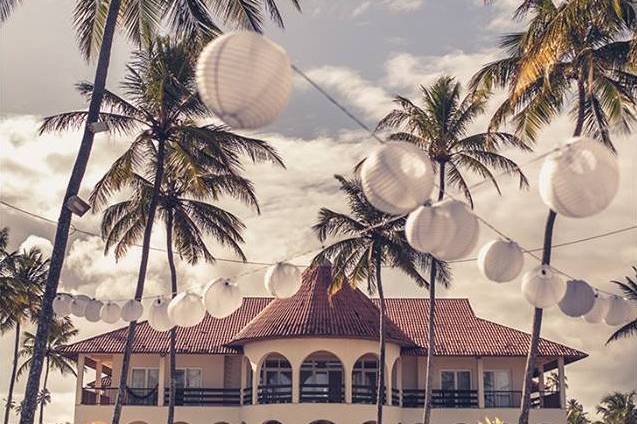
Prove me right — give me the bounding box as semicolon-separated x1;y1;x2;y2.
61;264;587;424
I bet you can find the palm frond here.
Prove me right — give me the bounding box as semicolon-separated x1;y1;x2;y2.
39;111;141;135
73;0;110;60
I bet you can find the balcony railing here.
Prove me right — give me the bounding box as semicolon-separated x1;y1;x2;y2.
402;389;478;408
391;388;400;406
81;387;157;406
300;383;345;403
352;385;386;404
163;388;241;406
257;384;292;404
243;387;253;405
532;391;561;409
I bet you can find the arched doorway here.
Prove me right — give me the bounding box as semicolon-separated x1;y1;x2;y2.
310;421;336;424
258;353;292;404
300;351;344;403
352;353;383;404
391;358;400;406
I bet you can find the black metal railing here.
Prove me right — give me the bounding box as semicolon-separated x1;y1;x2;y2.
82;387;158;406
81;387;117;405
402;389;478;408
125;387;159;406
531;391;561;409
391;388;400;406
485;390;522;408
300;383;344;403
163;388;240;406
352;385;386;404
243;387;253;405
257;384;292;404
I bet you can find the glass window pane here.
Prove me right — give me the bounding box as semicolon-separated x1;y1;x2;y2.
131;369;145;388
484;371;494;391
147;368;159;387
175;370;185;388
441;371;455;390
186;369;202;388
494;370;511;390
457;371;471;390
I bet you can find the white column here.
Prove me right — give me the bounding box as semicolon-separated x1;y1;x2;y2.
344;363;353;403
158;354;166;406
385;361;392;406
557;357;566;409
252;363;260;404
75;354;85;405
477;357;485;409
292;365;300;403
95;359;103;404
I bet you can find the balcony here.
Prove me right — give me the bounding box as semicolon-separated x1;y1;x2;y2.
300;383;345;403
162;388;241;406
257;384;292;404
81;387;157;406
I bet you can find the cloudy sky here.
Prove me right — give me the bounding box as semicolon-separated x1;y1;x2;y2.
1;0;636;422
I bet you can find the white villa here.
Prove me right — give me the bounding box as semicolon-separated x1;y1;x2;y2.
60;264;587;424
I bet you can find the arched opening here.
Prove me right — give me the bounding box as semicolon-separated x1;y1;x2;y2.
300;351;344;403
243;357;253;405
258;353;292;404
352;353;384;404
310;421;336;424
391;358;400;406
263;421;283;424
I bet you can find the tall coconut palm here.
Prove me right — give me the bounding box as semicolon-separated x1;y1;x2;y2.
17;318;78;424
17;2;300;421
567;399;591;424
606;266;637;343
40;36;283;424
376;75;528;424
0;241;48;424
595;392;637;424
470;4;637;423
309;175;450;424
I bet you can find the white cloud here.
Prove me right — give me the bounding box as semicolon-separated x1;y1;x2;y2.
18;234;53;257
383;0;424;13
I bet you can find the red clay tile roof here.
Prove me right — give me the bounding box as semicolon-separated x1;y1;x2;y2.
60;265;586;364
229;265;416;347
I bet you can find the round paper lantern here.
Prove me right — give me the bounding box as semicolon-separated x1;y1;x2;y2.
433;200;479;260
360;142;435;215
100;301;121;324
521;265;566;308
204;278;243;318
583;294;610;324
605;296;632;326
52;294;73;317
539;137;619;218
264;262;302;299
477;239;524;283
148;298;174;332
558;280;595;317
84;300;104;323
168;291;206;328
70;294;91;317
196;32;292;129
121;299;143;322
405;205;456;254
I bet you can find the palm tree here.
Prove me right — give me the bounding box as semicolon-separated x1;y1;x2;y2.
17;318;78;424
606;266;637;343
0;239;48;424
309;175;450;424
470;4;637;424
16;1;301;421
567;399;591;424
546;372;568;391
595;392;637;424
376;75;528;424
40;36;283;424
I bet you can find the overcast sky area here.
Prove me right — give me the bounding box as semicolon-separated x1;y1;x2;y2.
1;0;636;423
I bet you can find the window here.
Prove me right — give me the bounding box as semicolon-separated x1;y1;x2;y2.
261;357;292;386
175;368;202;388
353;358;379;387
131;368;159;388
484;370;513;407
441;370;471;391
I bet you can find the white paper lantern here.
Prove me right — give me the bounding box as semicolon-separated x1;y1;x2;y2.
264;262;302;299
168;291;206;328
52;294;73;317
477;239;524;283
204;278;243;318
360;142;435;215
100;301;121;324
558;280;595;317
583;294;610;324
433;200;479;260
148;298;174;332
196;32;292;129
70;294;91;317
539;137;619;218
84;300;104;323
121;299;143;322
405;205;456;254
521;265;566;308
605;296;632;326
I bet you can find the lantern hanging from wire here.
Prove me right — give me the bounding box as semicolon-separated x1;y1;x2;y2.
405;205;456;254
583;293;610;324
264;262;302;299
70;294;91;317
521;265;566;308
204;278;243;318
433;200;479;260
558;280;595;317
84;299;104;323
52;294;73;317
539;137;619;218
148;297;174;332
477;239;524;283
360;142;435;215
121;299;144;322
196;32;293;129
100;301;121;324
168;291;206;328
605;296;632;326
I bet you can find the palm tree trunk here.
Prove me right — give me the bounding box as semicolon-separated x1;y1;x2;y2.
375;244;386;424
38;357;51;424
4;322;20;424
165;212;178;424
518;93;584;424
111;137;167;424
18;1;122;423
422;162;446;424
